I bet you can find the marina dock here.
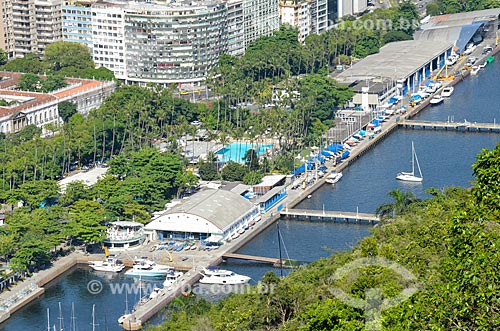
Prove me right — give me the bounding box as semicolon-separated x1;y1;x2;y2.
398;119;500;132
280;208;379;223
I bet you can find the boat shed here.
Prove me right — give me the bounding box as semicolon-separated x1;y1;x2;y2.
256;186;287;214
416;9;500;53
145;189;259;242
252;175;287;195
334;40;453;109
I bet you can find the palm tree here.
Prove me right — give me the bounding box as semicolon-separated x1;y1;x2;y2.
376;189;420;220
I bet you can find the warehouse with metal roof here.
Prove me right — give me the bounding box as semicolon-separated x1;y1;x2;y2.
145;189;259;242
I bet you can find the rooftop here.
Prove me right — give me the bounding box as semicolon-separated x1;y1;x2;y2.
335;40;453;84
253;174;286;188
58;167;109;193
150;189;256;231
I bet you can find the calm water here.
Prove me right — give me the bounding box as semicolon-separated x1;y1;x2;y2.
2;58;500;331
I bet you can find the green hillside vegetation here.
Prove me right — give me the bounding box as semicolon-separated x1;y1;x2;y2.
426;0;500;16
147;142;500;330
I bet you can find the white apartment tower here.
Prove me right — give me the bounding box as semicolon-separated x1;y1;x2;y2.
11;0;62;57
279;0;311;43
226;0;245;56
91;2;126;79
243;0;280;47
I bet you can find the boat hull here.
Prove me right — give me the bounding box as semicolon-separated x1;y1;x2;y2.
89;265;125;272
199;277;250;285
396;173;423;182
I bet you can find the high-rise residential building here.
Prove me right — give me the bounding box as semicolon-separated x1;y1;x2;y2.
226;0;245;56
243;0;280;47
327;0;338;26
338;0;366;18
310;0;327;34
91;1;126;79
279;0;311;43
0;0;14;58
123;0;228;87
10;0;62;58
62;2;93;48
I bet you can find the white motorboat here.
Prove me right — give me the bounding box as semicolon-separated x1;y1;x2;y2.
429;95;444;105
470;66;480;75
441;87;454;97
124;257;174;277
89;256;125;272
199;267;251;285
396;141;423;183
325;172;343;185
163;270;184;289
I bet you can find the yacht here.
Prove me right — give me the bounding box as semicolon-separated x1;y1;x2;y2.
163;270;184;289
441;87;454;97
325;172;343;185
88;256;125;272
429;95;444;105
470;66;480;75
199;267;251;285
124;257;174;277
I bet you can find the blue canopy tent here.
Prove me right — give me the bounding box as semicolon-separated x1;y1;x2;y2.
326;143;343;152
320;150;331;157
358;130;366;136
291;163;315;175
341;150;350;159
372;119;380;126
425;79;434;87
387;96;399;105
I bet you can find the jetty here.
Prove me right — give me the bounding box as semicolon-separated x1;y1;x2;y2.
280;208;379;223
398;119;500;132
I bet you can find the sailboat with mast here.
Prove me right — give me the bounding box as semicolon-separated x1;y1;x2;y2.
396;141;423;182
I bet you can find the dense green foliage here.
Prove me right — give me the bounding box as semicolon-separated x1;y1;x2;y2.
148;142;500;330
426;0;500;14
17;73;67;93
0;42;115;80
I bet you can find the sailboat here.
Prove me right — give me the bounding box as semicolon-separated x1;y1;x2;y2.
396;141;423;182
117;291;132;324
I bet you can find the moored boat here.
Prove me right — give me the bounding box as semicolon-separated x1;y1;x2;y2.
429;95;444;105
88;256;125;272
441;86;454;97
124;257;174;277
325;172;343;185
199;267;251;285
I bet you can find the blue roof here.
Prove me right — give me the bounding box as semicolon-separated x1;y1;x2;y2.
456;22;485;53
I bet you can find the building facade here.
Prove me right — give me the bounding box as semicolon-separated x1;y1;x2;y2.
123;0;228;87
0;0;14;58
279;0;311;43
62;4;93;48
10;0;62;58
243;0;280;47
91;1;126;79
0;72;116;134
225;0;245;56
310;0;328;34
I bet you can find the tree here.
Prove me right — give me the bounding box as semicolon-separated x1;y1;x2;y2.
221;161;247;181
17;73;43;92
42;74;67;92
198;161;219;181
77;67;116;81
426;1;442;15
66;199;106;246
375;189;420;219
58;101;78;123
383;30;413;44
0;49;7;65
243;171;263;185
43;41;94;73
243;149;260;171
393;1;420;35
1;54;47;74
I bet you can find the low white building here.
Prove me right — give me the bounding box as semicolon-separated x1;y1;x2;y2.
145;189;259;242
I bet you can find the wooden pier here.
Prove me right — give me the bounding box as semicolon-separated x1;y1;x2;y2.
398;120;500;132
222;253;279;264
280;208;379;223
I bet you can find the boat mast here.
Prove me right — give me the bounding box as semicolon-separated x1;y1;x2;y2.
47;308;51;331
411;141;415;175
277;222;283;278
70;303;76;331
58;302;64;331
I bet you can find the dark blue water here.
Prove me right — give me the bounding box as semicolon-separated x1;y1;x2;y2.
2;57;499;331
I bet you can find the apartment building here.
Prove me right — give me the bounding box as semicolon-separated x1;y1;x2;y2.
243;0;280;47
338;0;367;18
91;1;126;79
123;0;228;87
279;0;311;43
0;0;14;58
310;0;328;34
62;3;93;48
10;0;62;58
226;0;245;56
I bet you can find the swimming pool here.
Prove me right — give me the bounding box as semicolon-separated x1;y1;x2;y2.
216;142;273;163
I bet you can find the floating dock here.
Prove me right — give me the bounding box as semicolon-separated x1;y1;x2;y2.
280;208;379;223
398;119;500;132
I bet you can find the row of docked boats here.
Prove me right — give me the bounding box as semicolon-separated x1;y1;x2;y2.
429;86;454;105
